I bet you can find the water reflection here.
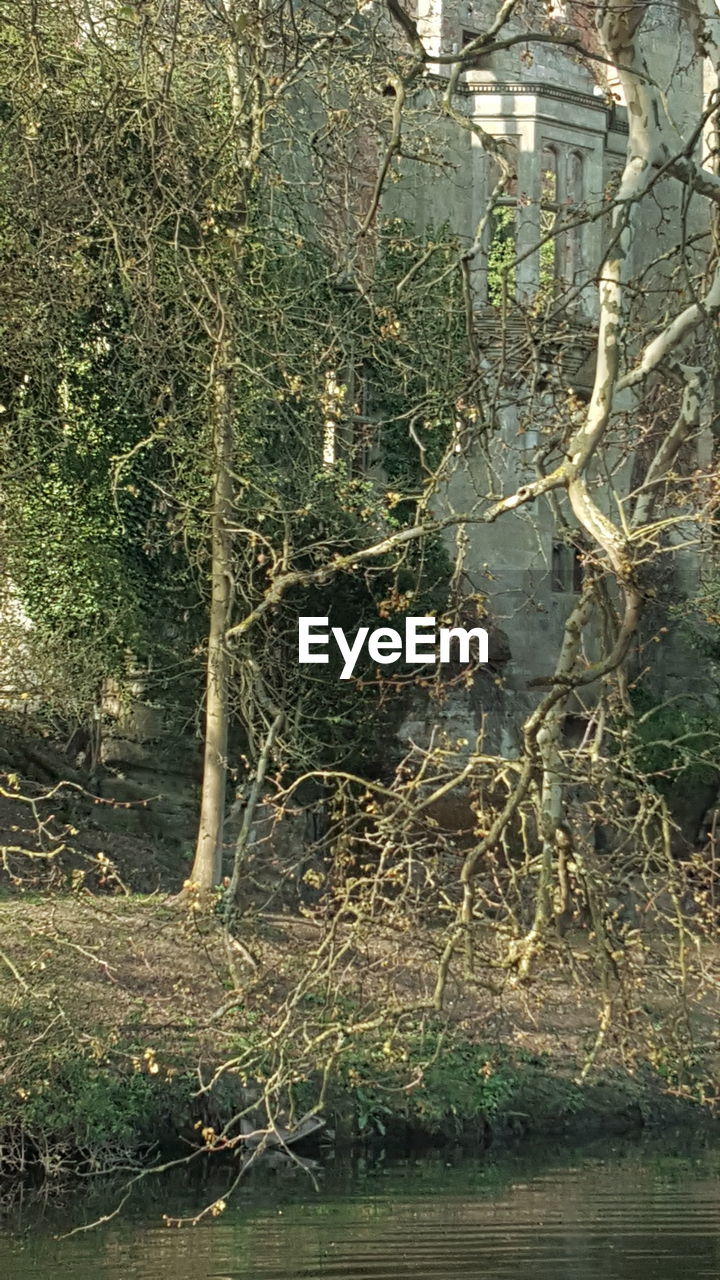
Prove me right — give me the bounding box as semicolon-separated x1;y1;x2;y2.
3;1144;720;1279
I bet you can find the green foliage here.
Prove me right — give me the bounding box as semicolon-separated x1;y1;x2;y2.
0;1000;188;1169
538;161;558;295
627;686;719;793
539;210;557;293
0;13;473;775
199;218;462;770
487;199;558;309
334;1028;518;1138
2;313;188;669
370;219;470;491
676;578;720;661
487;207;516;307
19;1059;168;1152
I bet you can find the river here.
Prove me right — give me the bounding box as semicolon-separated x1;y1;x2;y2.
2;1138;719;1278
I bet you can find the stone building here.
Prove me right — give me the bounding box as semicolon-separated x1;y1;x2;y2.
386;0;717;758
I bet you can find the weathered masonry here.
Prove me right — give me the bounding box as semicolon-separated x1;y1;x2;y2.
387;0;715;754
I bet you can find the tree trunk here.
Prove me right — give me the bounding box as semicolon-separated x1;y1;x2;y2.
515;588;594;977
189;340;234;889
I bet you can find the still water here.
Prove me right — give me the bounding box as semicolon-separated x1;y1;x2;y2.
2;1141;720;1279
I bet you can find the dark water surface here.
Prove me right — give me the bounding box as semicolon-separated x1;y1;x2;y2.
3;1141;720;1279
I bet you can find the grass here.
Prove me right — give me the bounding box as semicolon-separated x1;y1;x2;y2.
1;893;715;1188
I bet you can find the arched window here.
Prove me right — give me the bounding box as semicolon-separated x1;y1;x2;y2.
485;143;586;306
562;151;584;285
487;160;518;307
539;146;559;291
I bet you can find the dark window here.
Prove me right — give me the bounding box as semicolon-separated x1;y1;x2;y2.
572;546;584;593
563;715;590;748
461;30;488;70
552;543;583;593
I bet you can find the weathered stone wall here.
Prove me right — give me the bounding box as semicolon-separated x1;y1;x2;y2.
390;0;710;760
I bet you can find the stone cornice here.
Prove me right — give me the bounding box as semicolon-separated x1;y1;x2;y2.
451;78;630;135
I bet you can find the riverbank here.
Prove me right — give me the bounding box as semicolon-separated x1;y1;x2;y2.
1;893;717;1191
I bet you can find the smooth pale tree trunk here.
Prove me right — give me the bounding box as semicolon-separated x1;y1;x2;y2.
189;341;234;889
187;36;255;890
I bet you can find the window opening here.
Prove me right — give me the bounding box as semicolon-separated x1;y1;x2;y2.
461;30;489;70
486;143;586;305
488;161;518;307
539;146;559;293
562;151;584;285
551;542;583;592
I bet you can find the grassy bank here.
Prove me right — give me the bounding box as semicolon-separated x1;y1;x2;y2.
1;894;715;1189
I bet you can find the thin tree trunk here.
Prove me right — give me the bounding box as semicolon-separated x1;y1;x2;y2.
189;339;234;889
515;588;593;977
225;709;284;919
